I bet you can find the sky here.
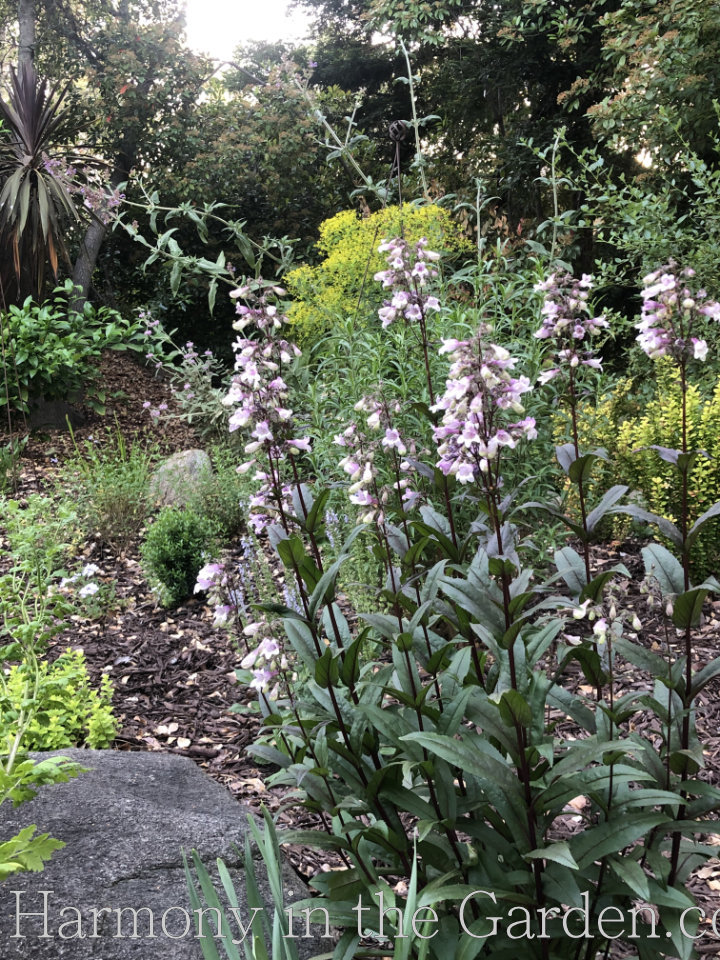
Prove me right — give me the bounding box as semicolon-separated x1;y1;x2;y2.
185;0;313;61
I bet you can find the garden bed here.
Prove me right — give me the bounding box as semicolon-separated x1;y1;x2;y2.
3;350;720;952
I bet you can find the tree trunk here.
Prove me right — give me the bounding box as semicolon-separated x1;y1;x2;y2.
18;0;36;65
71;165;128;311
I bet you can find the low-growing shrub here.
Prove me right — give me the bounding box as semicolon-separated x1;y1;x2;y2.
0;280;144;418
141;507;219;607
0;648;117;751
568;362;720;573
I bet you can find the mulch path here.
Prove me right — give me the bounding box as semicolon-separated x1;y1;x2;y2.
2;351;720;953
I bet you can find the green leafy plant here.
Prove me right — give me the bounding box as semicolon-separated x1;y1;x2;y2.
0;756;83;880
0;577;85;880
1;492;81;590
0;280;144;418
0;648;117;752
64;422;155;553
186;444;255;540
185;250;720;960
185;807;307;960
141;506;220;607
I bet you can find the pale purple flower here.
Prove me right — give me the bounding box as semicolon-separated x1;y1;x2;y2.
535;271;608;378
375;237;441;328
433;328;535;485
381;428;407;455
636;262;720;363
194;563;223;593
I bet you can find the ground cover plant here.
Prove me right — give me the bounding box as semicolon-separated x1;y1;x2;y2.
183;243;720;960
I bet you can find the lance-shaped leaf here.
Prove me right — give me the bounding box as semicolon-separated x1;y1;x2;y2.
642;543;685;595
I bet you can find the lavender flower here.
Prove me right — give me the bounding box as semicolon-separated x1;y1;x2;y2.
635;263;720;362
374;237;441;329
194;563;224;593
432;328;536;484
534;272;608;382
222;282;306;533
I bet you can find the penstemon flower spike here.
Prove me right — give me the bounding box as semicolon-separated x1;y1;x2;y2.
432;328;536;490
635;262;720;364
535;271;610;593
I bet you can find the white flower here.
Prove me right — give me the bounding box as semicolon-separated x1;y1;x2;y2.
79;582;99;598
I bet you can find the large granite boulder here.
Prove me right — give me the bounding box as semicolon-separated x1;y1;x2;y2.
0;750;318;960
149;450;212;508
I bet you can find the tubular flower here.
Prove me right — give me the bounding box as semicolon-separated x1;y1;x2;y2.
432;327;536;484
635;262;720;362
534;272;609;382
336;397;420;524
222;281;307;533
237;619;285;698
374;237;441;328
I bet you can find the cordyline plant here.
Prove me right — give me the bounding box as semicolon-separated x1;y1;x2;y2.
186;245;720;960
0;63;121;306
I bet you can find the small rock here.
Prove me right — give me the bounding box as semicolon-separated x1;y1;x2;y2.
148;449;212;508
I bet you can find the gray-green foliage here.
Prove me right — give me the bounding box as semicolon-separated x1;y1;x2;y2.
141;507;220;607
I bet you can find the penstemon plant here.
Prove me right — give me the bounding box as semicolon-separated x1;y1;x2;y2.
188;245;720;960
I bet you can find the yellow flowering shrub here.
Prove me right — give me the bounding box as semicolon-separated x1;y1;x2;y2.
285;204;472;347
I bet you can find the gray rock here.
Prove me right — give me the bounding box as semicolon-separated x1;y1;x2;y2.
0;750;322;960
148;450;212;508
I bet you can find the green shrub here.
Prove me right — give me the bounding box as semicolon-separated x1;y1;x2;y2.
0;280;144;417
0;649;117;751
141;507;219;607
63;424;155;553
285;204;472;347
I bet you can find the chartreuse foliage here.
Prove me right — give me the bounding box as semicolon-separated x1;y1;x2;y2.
568;362;720;575
0;575;85;881
0;649;117;751
285;204;471;346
